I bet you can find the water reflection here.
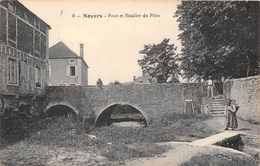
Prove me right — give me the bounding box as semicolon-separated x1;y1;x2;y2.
95;103;147;127
112;121;146;128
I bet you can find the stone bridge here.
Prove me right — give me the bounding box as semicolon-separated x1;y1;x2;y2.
43;83;206;126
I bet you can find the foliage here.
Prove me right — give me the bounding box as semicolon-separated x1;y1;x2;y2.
175;1;259;81
1;113;216;165
92;113;215;144
108;80;121;85
138;39;180;83
101;142;169;161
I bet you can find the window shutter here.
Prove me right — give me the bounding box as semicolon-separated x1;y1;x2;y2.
66;66;70;76
75;66;78;76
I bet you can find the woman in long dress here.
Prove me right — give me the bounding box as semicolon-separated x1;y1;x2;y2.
231;100;239;128
224;99;238;130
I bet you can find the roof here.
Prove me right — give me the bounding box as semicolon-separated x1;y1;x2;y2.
49;42;79;59
49;42;89;68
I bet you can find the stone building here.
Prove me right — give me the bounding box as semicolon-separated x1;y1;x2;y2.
48;42;89;86
0;0;51;114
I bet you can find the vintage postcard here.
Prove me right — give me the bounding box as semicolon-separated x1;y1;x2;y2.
0;0;259;165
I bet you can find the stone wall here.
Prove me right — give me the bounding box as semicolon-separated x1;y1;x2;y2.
45;83;207;125
0;50;48;96
223;76;260;123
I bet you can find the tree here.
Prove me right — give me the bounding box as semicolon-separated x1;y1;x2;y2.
138;39;180;83
175;1;259;81
109;80;121;85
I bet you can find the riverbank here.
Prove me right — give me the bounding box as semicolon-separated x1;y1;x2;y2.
1;113;259;165
125;117;260;166
1;113;216;165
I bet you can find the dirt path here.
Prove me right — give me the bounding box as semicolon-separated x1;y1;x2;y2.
125;141;253;166
203;117;260;135
125;142;205;166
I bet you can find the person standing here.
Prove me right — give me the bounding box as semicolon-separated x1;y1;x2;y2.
96;78;103;88
224;99;237;130
230;100;239;129
205;76;214;97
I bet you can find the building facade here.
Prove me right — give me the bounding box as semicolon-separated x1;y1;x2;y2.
49;42;89;86
0;0;51;114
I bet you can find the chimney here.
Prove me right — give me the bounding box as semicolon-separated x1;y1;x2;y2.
80;43;84;58
133;76;136;81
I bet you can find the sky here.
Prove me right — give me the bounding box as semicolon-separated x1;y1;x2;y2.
20;0;182;85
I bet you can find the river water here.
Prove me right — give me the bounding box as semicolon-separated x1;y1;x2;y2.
111;121;146;128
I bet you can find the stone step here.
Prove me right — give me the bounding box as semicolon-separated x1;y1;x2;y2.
210;111;225;114
202;97;226;116
208;107;225;110
205;102;226;104
208;107;225;109
204;99;225;102
204;101;225;103
210;112;225;115
210;110;225;117
203;97;225;99
210;110;225;112
205;100;225;102
211;114;226;117
207;104;225;106
207;107;225;109
203;96;223;98
205;102;226;106
206;101;225;103
207;104;225;107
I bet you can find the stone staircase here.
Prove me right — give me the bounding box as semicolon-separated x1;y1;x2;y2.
202;97;226;117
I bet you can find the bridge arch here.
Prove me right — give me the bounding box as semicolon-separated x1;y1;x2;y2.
43;102;79;116
95;102;149;127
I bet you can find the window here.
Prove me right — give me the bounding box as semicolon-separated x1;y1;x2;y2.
35;66;41;88
69;83;76;86
7;57;18;85
69;59;75;64
67;65;78;77
58;83;66;86
8;13;16;47
70;66;75;76
1;46;6;53
8;2;15;13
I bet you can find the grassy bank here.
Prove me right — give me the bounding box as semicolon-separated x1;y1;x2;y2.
180;153;259;166
1;113;216;165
